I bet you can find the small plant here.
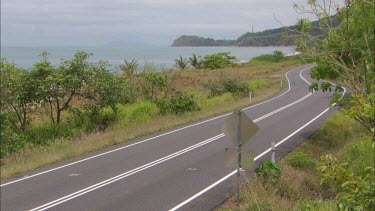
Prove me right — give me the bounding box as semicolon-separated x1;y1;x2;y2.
155;91;200;115
202;81;224;98
202;52;236;69
319;154;375;210
174;56;189;70
222;79;249;97
285;151;316;170
255;160;281;184
188;54;202;69
119;59;138;76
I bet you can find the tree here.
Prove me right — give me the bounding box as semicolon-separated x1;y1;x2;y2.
0;59;34;131
294;0;375;136
119;59;138;76
31;51;93;125
86;60;124;113
188;53;202;69
202;52;237;69
174;56;189;70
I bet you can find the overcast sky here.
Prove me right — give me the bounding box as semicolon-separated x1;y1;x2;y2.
1;0;339;47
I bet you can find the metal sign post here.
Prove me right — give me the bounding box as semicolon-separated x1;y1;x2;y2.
236;109;241;209
223;109;259;210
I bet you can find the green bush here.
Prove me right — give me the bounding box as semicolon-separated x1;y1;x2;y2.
223;79;249;97
202;52;236;69
202;81;224;98
255;160;281;183
248;79;269;91
117;101;159;127
250;51;285;63
346;136;374;176
319;154;375;210
155;91;200;115
286;152;316;170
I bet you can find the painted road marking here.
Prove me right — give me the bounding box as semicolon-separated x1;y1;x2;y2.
168;84;346;211
29;80;315;211
1;65;312;187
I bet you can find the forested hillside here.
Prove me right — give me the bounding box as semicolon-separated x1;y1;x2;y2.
172;18;335;47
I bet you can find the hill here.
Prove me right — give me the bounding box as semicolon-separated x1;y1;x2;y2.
172;18;334;47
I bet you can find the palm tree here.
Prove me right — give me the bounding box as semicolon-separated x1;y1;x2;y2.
188;54;202;69
119;59;138;76
174;56;189;70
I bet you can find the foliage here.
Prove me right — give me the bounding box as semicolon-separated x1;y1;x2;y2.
250;51;285;62
117;101;159;128
202;52;237;69
222;79;249;97
143;72;168;100
188;54;202;69
155;91;200;115
248;79;269;91
319;154;375;210
174;56;189;70
171;35;235;47
202;81;225;98
285;152;316;170
255;160;281;184
1;59;35;131
119;59;138;76
298;200;337;211
294;0;375;135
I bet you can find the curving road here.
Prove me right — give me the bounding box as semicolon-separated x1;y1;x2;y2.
1;65;339;211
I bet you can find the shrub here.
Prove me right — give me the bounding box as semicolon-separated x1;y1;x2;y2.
250;51;285;63
255;160;281;184
202;81;224;98
155;91;200;115
248;79;269;91
223;79;249;97
319;154;375;210
285;152;316;170
117;101;159;128
346;136;374;176
202;52;236;69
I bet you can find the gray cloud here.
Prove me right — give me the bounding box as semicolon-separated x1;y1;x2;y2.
1;0;342;46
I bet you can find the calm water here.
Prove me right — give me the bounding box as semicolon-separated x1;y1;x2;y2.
1;46;296;70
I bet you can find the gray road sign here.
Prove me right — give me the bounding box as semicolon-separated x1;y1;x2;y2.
222;110;259;145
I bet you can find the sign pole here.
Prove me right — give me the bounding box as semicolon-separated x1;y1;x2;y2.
236;109;241;209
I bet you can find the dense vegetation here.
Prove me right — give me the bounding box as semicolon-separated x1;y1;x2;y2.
0;51;293;160
219;113;374;210
171;35;235;47
219;0;374;210
171;18;334;47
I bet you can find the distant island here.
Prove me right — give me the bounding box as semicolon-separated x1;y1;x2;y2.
172;19;326;47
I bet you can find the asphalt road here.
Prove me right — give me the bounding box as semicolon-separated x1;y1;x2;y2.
1;65;339;211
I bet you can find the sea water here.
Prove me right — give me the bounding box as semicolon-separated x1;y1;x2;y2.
1;46;296;70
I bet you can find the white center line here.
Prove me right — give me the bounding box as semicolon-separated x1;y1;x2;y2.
29;70;315;210
1;65;312;187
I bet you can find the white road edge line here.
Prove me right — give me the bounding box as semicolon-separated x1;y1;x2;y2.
29;134;225;211
28;70;316;211
0;65;312;187
168;85;346;211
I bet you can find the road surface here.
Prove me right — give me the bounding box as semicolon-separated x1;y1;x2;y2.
1;65;340;211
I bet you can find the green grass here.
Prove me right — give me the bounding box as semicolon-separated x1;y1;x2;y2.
0;59;304;178
217;112;373;211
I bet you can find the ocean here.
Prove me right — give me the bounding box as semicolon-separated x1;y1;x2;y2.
1;46;296;70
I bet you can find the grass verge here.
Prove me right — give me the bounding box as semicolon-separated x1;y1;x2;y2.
1;61;303;178
217;112;373;210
